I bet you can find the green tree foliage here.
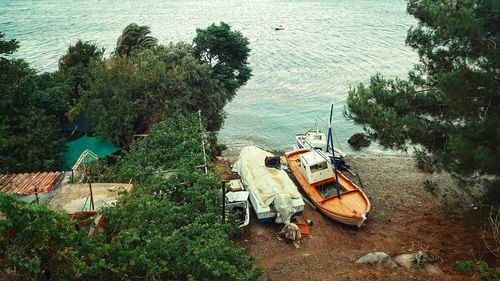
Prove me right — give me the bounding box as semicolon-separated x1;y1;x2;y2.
0;35;65;173
114;23;158;58
88;173;260;280
86;114;260;280
94;114;208;183
84;22;251;141
59;40;104;106
0;32;19;58
0;194;89;280
32;71;72;125
84;43;227;145
0;114;261;280
193;22;252;101
346;0;500;178
82;58;142;145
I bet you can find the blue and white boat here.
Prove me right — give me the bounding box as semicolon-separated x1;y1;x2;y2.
295;129;349;170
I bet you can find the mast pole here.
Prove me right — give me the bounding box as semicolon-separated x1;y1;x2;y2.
198;110;208;175
327;104;341;198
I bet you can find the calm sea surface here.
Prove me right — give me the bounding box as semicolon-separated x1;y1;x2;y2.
1;0;417;153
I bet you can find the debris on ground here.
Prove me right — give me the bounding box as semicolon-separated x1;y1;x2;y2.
279;223;301;249
355;252;398;268
394;251;428;269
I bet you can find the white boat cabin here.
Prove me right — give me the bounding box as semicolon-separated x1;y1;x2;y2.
296;130;347;158
296;130;328;151
297;150;335;184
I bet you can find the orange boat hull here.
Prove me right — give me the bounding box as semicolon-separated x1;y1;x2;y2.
285;148;371;227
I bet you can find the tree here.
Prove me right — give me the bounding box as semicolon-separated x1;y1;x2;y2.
59;40;104;105
346;0;500;178
193;22;252;101
0;32;19;59
0;35;65;173
84;43;227;144
83;58;142;145
114;23;158;58
59;40;104;72
84;23;251;142
33;71;72;125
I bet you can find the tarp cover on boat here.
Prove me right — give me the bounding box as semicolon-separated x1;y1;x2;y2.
234;146;301;208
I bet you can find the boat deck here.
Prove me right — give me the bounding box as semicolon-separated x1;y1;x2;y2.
317;181;344;198
285;148;370;224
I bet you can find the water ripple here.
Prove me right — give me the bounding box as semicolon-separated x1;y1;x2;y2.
1;0;418;153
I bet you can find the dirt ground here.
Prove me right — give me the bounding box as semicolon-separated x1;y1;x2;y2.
217;150;495;281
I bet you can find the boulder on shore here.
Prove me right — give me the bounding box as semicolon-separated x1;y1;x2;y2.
348;133;371;148
355;252;397;268
395;251;428;269
423;263;443;275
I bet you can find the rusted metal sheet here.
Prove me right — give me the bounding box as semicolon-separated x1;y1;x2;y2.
0;172;63;195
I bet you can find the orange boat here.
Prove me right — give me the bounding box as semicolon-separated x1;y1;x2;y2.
285;148;371;227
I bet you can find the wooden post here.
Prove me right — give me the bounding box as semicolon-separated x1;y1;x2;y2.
88;181;95;211
198;110;208;175
34;187;39;204
222;180;226;222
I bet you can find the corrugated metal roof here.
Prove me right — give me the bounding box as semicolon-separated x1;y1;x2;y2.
0;172;63;195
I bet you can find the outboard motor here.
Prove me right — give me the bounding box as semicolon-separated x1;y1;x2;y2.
264;156;281;169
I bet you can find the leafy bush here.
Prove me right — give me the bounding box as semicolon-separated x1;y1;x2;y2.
0;194;90;280
1;113;260;280
80;114;261;280
455;261;499;281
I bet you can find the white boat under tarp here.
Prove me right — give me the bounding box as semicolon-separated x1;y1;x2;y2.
234;146;304;223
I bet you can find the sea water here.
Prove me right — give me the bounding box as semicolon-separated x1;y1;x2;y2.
1;0;417;153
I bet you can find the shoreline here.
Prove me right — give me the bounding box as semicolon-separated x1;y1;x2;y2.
220;147;485;209
219;144;414;163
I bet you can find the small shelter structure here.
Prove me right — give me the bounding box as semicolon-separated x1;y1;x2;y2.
62;136;120;171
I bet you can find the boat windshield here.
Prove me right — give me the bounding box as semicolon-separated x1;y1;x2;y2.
310;161;328;173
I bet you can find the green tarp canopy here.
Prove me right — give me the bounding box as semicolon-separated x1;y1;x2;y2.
62;136;120;171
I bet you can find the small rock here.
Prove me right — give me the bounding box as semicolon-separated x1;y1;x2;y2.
423;263;443;275
395;254;415;269
395;251;428;269
348;133;371;148
355;252;398;268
